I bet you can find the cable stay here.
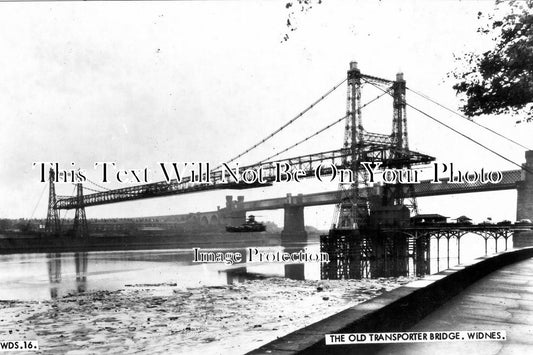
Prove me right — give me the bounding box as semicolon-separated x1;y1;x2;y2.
218;77;347;169
83;185;105;194
86;178;111;192
257;114;348;164
362;78;533;175
406;86;532;151
255;89;391;165
68;182;103;195
29;183;47;220
65;185;77;219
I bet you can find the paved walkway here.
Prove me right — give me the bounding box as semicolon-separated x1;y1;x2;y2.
378;257;533;355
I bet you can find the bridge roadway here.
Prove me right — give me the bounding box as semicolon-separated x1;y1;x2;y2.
55;161;522;211
238;169;522;211
377;256;533;355
56;144;435;209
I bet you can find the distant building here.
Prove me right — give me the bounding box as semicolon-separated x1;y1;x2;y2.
369;205;411;227
411;214;448;225
454;215;473;224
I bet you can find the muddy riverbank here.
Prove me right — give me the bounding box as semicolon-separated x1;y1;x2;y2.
0;276;414;354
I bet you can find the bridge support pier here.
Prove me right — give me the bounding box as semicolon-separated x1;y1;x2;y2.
280;194;308;247
281;194;307;280
515;151;533;247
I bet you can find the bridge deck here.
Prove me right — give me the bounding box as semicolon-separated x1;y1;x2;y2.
238;169;522;211
378;257;533;355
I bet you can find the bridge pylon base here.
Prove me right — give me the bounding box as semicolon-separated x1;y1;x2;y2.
320;229;362;279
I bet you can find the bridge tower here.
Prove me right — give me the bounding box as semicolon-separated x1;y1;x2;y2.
382;72;418;211
515;151;533;247
325;62;367;280
392;73;408;151
73;183;88;238
323;62;426;280
45;168;61;236
333;61;368;230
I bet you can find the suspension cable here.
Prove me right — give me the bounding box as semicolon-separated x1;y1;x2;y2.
406;86;532;150
84;185;105;194
70;182;103;194
407;104;531;172
219;77;347;168
63;185;77;220
29;183;47;220
257;115;347;164
256;89;391;164
361;78;532;174
86;177;110;191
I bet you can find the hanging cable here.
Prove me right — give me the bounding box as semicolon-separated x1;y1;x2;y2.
29;183;47;220
255;89;391;164
406;86;532;150
83;186;105;194
257;115;347;164
219;77;347;168
70;182;102;194
362;77;533;174
86;178;110;191
63;185;77;221
407;104;532;172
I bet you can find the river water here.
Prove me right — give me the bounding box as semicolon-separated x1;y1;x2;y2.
0;233;513;354
0;242;322;302
0;233;510;301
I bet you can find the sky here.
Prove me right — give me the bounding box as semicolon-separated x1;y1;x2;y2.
1;0;532;228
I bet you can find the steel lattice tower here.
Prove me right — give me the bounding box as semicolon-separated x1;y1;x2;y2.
45;168;61;235
386;72;418;211
333;61;369;229
73;183;88;238
392;72;408;151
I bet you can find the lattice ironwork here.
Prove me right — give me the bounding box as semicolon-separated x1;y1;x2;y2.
45;168;60;235
412;170;522;197
73;183;88;238
320;230;361;279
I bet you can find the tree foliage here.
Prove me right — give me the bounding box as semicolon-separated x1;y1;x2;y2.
452;0;533;122
282;0;322;42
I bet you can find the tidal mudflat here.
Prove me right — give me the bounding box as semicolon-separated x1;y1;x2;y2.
0;276;414;354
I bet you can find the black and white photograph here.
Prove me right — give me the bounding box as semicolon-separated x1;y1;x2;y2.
1;0;532;354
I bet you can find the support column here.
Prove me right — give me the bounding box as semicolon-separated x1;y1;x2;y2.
281;194;307;280
45;168;60;236
515;150;533;247
73;183;88;238
415;236;429;276
280;194;308;247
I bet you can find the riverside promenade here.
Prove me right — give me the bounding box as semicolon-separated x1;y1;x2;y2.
248;247;533;354
378;256;533;354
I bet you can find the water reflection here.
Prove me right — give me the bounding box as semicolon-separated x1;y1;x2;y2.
46;253;61;299
0;232;500;302
224;267;269;283
283;246;305;281
45;253;88;299
0;242;324;301
221;246;307;282
74;252;88;293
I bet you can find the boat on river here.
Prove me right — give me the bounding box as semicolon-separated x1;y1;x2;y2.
226;215;266;233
